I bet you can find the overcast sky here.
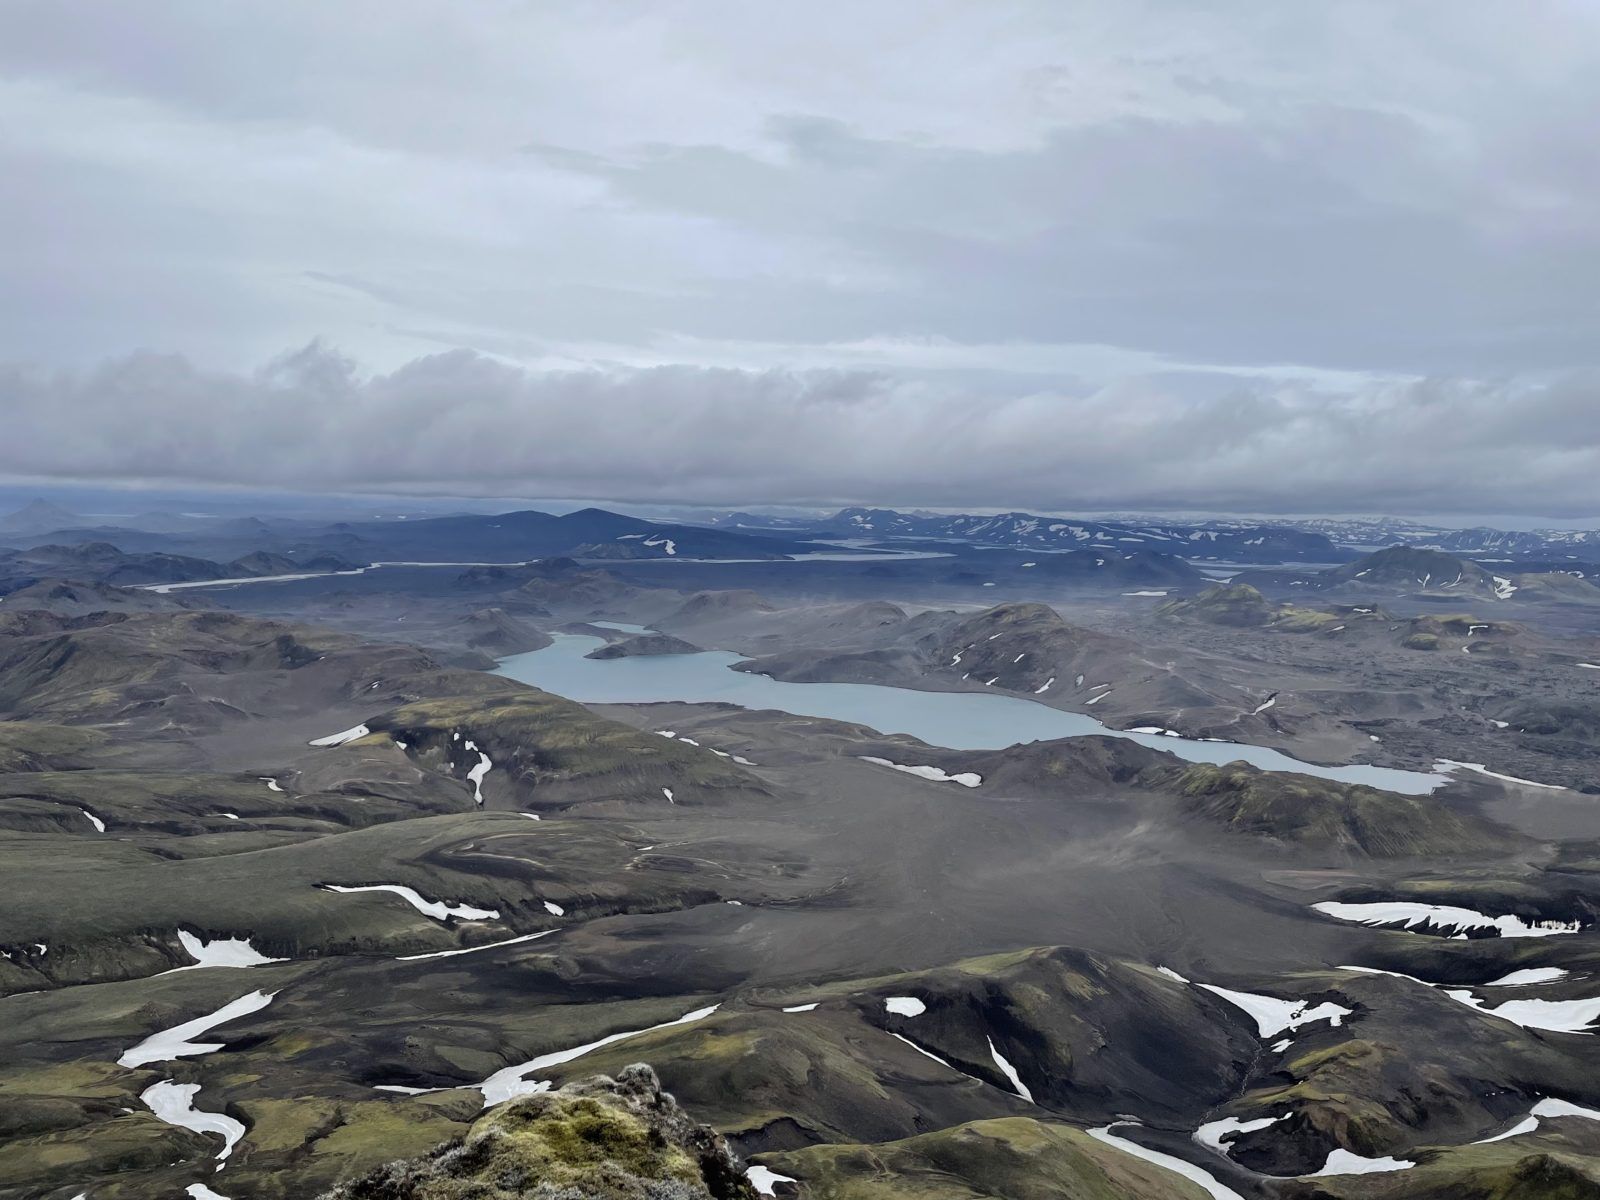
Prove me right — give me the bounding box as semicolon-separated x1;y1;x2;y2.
4;2;1600;516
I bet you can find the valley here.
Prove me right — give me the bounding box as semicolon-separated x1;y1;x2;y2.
4;503;1600;1199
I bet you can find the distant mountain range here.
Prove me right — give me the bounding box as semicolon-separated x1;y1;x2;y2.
1231;545;1600;605
0;504;827;592
8;497;1600;569
0;541;366;593
707;507;1600;563
713;507;1343;562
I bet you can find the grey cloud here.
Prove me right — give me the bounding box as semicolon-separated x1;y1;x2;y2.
3;2;1600;378
527;105;1600;373
5;344;1599;517
2;1;1599;513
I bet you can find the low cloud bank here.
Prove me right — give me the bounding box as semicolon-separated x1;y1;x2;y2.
5;342;1597;517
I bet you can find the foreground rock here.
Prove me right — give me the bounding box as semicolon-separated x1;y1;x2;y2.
321;1065;759;1200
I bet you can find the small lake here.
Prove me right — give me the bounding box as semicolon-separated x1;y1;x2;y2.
494;630;1444;794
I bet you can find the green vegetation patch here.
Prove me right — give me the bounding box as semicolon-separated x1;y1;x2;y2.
321;1065;756;1200
1160;762;1510;857
766;1116;1214;1199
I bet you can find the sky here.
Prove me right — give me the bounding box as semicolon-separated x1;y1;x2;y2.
4;1;1600;517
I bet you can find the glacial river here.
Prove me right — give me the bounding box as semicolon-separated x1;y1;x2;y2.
494;630;1445;794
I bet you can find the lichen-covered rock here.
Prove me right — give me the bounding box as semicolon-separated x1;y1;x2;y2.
321;1065;761;1200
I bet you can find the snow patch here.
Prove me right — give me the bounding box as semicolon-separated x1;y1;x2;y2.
120;990;277;1068
1476;1097;1600;1144
747;1166;797;1196
1342;963;1600;1032
1313;900;1581;939
1194;1114;1285;1155
172;931;285;971
884;996;926;1017
987;1037;1034;1101
859;757;981;788
141;1080;246;1166
1435;759;1565;790
322;883;499;922
398;930;556;961
308;723;369;747
1087;1125;1245;1200
1484;967;1569;987
479;1004;719;1105
1199;985;1351;1038
1308;1149;1415;1177
1443;989;1600;1033
465;747;493;804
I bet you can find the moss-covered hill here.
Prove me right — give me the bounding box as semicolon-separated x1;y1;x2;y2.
322;1065;758;1200
766;1117;1213;1200
1157;583;1372;632
1155;761;1515;858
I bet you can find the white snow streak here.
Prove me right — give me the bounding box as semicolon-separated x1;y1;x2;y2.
986;1037;1033;1102
1198;985;1351;1038
479;1004;719;1105
1194;1114;1285;1155
465;744;492;804
1307;1149;1414;1176
322;883;499;922
1484;967;1569;987
308;723;369;747
398;930;556;962
1313;900;1581;938
1087;1125;1245;1200
1435;759;1565;790
141;1080;246;1166
746;1166;797;1196
119;990;277;1068
859;757;981;788
171;931;285;971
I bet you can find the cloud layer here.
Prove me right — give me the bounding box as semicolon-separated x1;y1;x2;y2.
7;344;1598;517
2;3;1599;513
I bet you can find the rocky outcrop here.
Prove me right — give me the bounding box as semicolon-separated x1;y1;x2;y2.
321;1065;760;1200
